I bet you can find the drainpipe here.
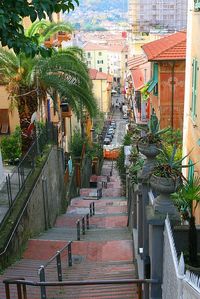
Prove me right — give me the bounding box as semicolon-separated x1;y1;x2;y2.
171;61;175;129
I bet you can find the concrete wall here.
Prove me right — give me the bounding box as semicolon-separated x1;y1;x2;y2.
1;147;65;268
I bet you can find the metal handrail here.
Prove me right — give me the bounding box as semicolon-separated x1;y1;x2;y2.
3;277;159;299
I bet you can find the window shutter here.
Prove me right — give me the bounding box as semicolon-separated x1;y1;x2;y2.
192;58;198;121
188;159;194;182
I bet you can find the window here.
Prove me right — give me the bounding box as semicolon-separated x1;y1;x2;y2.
97;60;103;64
98;52;102;56
0;109;9;134
188;159;194;182
99;68;102;72
87;52;91;58
191;58;198;121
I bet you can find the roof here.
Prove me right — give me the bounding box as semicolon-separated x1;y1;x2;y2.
83;42;108;51
131;68;144;91
83;42;128;53
89;68;113;81
142;31;186;61
127;55;148;70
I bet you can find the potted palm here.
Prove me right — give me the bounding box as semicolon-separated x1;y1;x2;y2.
171;177;200;269
150;145;193;214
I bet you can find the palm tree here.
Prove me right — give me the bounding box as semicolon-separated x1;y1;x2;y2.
0;22;96;152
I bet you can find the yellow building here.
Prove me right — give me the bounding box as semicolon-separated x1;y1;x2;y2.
89;69;112;113
183;1;200;223
84;42;128;89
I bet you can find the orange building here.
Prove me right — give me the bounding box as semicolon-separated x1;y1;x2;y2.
142;31;186;130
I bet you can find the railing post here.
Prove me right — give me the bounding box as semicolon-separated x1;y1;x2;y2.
4;282;10;299
17;166;21;190
138;283;142;299
39;266;47;299
92;202;95;215
56;251;62;281
68;242;72;267
22;284;27;299
77;219;80;241
17;284;23;299
82;217;85;235
90;203;93;217
86;213;90;229
6;176;11;208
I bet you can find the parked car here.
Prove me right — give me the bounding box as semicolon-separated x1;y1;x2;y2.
123;113;128;119
103;137;111;145
105;133;113;141
107;129;114;137
111;121;116;129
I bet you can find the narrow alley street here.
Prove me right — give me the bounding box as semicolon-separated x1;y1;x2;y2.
0;151;138;298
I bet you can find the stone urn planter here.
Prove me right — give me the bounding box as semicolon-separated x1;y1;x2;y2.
137;141;160;177
150;174;181;214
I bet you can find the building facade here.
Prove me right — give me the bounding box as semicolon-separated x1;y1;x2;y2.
183;0;200;223
128;0;188;33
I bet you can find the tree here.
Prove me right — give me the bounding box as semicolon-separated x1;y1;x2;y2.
0;0;79;56
0;22;96;152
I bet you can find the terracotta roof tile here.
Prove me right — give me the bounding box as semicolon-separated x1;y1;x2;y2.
83;42;108;51
142;31;186;61
89;68;113;82
127;55;148;70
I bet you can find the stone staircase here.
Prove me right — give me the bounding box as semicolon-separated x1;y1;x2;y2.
0;161;138;299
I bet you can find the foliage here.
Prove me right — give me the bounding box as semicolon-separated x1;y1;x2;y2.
123;132;132;146
129;148;144;185
138;113;169;145
0;0;79;56
70;129;85;158
140;83;150;101
92;110;105;135
0;43;97;151
153;145;193;178
171;176;200;266
116;146;126;183
86;143;103;160
0;127;22;163
157;144;182;165
162;128;182;148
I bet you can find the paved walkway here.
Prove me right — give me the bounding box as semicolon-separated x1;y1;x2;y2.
0;160;138;299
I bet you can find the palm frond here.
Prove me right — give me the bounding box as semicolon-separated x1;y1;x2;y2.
40;22;73;43
26;20;50;38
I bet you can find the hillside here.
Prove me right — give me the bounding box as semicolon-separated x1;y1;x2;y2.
78;0;128;12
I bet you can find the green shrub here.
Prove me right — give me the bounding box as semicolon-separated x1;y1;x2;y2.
0;126;22;163
70;129;85;158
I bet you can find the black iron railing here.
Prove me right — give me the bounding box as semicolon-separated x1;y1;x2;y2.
76;202;95;241
0;123;58;225
3;277;159;299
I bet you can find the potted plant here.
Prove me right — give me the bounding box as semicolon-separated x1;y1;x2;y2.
137;113;169;176
150;145;193;214
171;176;200;269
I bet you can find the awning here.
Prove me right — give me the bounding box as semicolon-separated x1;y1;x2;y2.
147;79;158;93
147;63;158;93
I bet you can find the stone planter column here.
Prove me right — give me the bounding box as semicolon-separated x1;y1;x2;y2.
138;142;160;179
150;175;181;215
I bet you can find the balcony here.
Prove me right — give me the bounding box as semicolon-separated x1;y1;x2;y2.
60;103;72;118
